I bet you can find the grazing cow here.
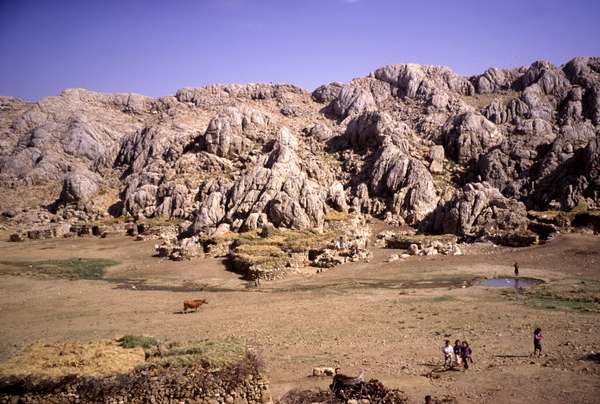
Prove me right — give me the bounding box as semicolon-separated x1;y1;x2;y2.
183;298;208;313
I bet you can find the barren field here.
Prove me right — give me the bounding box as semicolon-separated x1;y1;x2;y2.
0;230;599;403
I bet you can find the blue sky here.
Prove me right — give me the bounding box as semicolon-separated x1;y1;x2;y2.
1;0;599;100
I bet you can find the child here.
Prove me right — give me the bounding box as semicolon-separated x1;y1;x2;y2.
442;340;454;368
533;328;543;356
453;340;463;368
462;341;473;370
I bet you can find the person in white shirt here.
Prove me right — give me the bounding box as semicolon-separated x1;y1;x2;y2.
442;339;454;367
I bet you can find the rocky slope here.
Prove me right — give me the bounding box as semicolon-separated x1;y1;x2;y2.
1;57;599;242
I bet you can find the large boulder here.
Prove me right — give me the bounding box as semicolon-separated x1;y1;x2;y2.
442;112;503;164
330;85;376;119
428;182;528;237
58;168;101;204
200;106;270;159
370;137;438;223
312;82;343;104
470;67;524;93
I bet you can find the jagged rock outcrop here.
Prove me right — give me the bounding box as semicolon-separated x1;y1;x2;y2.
428;182;529;238
1;57;600;245
200;106;270;159
189;127;331;235
442;112;503;164
373;63;474;99
330;85;376;119
369;136;437;223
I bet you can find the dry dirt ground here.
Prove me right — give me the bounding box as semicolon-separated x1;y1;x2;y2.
0;229;599;404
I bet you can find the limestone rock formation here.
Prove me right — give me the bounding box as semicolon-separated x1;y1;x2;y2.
189;126;331;235
428;182;529;238
1;57;600;246
442;112;503;164
58;167;101;205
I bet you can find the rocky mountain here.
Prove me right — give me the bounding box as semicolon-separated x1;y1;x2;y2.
1;57;599;241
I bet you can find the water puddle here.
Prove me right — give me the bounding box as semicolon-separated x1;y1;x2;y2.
478;277;543;288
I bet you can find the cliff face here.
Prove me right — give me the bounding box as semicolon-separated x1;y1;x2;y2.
1;57;599;239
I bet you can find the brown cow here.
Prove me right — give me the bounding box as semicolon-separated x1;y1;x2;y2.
183;298;208;313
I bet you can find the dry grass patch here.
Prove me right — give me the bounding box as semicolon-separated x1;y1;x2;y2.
460;90;518;109
528;202;600;224
324;209;352;222
0;258;118;280
138;216;185;227
0;341;145;378
232;228;335;254
225;228;337;278
146;338;247;370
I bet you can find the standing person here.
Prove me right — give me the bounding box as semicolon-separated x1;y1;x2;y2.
462;341;473;370
514;262;520;277
533;328;543;356
442;340;454;368
453;340;463;368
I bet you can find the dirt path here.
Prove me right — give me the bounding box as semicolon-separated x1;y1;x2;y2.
0;232;599;403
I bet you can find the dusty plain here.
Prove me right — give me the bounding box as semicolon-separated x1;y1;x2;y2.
0;229;599;404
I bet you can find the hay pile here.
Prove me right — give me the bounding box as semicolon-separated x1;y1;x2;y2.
0;341;145;378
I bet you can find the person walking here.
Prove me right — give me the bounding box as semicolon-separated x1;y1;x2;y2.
462;341;473;370
533;328;543;356
514;262;520;277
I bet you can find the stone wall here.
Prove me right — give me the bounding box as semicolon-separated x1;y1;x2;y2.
0;357;271;404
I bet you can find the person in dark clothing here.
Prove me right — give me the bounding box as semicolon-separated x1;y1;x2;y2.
533;328;543;356
461;341;473;369
514;262;519;277
453;340;463;368
424;395;433;404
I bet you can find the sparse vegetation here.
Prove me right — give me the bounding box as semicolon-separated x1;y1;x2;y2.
528;203;600;225
501;280;600;313
0;258;118;280
324;209;352;222
117;335;158;349
228;227;336;277
145;338;248;370
430;295;455;303
200;227;339;277
460;90;518;109
138;215;185;227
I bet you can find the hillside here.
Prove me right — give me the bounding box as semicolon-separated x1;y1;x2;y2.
1;57;599;245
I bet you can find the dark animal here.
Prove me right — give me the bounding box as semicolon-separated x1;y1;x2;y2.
330;369;365;399
183;298;208;313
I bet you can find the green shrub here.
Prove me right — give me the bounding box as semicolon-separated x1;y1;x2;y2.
117;335;158;349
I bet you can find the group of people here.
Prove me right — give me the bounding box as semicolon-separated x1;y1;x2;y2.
442;339;473;370
441;327;543;371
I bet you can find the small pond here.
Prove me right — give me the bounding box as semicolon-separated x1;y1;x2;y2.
477;277;544;288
